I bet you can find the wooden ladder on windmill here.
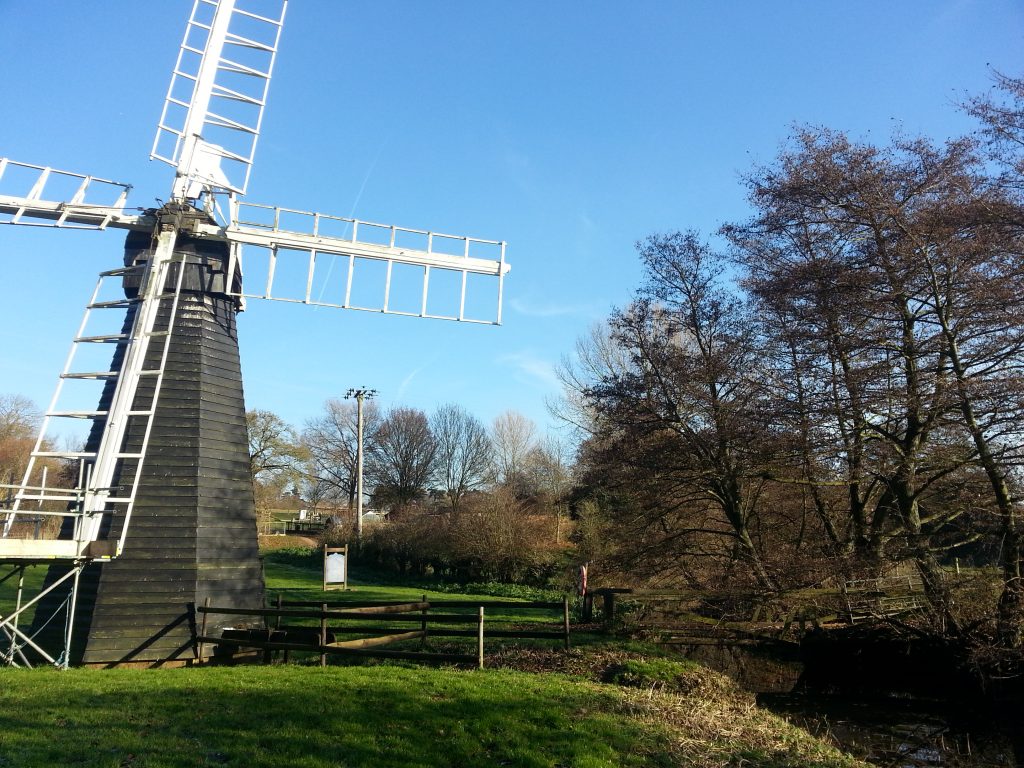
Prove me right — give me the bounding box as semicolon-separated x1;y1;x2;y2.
0;178;189;562
0;0;291;560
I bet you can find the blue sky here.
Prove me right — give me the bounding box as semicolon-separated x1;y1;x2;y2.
1;0;1021;445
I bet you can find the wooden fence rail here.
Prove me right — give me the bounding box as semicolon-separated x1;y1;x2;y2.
590;581;929;634
589;587;831;632
194;595;570;668
278;597;570;646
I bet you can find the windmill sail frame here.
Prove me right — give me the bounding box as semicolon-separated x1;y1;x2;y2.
151;0;287;199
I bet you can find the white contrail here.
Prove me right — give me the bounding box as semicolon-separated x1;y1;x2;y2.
314;135;391;306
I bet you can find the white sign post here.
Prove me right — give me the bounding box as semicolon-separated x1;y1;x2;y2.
323;544;348;591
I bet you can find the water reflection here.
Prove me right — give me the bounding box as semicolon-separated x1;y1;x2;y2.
759;692;1018;767
667;641;1020;767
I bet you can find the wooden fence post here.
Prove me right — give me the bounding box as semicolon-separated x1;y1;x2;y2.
262;629;274;664
197;596;210;664
421;594;428;650
276;594;291;665
320;602;328;668
263;594;282;665
477;606;485;669
582;592;593;623
602;591;616;629
563;595;570;650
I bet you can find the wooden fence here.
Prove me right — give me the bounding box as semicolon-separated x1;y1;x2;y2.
584;588;798;644
843;574;925;621
588;579;929;638
284;519;328;536
194;595;570;668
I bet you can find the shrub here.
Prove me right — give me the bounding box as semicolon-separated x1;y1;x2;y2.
355;490;559;586
447;489;556;584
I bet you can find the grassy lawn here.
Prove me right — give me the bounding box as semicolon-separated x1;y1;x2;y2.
0;564;46;627
262;550;566;627
263;546;560;596
0;546;866;767
0;564;46;600
0;665;673;768
259;549;573;662
0;662;863;768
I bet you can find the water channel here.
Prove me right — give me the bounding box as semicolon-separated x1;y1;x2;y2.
672;642;1022;767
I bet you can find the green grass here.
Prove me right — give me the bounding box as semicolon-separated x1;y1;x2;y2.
0;564;46;625
602;657;702;689
263;550;564;627
261;554;570;660
0;665;678;768
0;547;865;768
0;662;863;768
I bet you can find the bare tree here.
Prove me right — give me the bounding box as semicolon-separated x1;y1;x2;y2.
524;434;574;502
0;394;39;487
563;234;779;590
551;322;635;444
248;409;303;480
731;131;976;622
490;410;536;491
960;73;1024;646
619;233;776;588
246;409;307;531
964;71;1024;189
431;403;491;511
726;126;1024;636
0;394;37;438
303;397;382;509
368;406;437;508
522;433;576;544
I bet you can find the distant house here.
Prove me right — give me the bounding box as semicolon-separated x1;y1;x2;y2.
363;509;389;524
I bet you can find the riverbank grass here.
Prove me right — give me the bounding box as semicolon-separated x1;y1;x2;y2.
0;662;864;768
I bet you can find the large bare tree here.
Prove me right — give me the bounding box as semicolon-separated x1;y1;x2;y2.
960;72;1024;646
727;127;1024;638
431;403;491;511
303;397;382;509
368;406;437;508
570;233;779;590
490;410;536;491
557;82;1024;646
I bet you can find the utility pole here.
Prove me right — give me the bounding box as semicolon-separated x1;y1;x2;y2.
345;387;377;544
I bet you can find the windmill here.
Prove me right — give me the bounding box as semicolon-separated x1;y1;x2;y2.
0;0;509;668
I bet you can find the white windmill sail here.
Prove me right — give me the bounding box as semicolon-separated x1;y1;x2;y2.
152;0;287;200
0;158;141;230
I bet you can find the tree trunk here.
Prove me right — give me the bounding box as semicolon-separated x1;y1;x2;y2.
997;531;1024;648
914;547;962;637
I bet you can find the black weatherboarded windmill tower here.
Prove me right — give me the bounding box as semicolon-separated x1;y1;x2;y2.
0;0;509;667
